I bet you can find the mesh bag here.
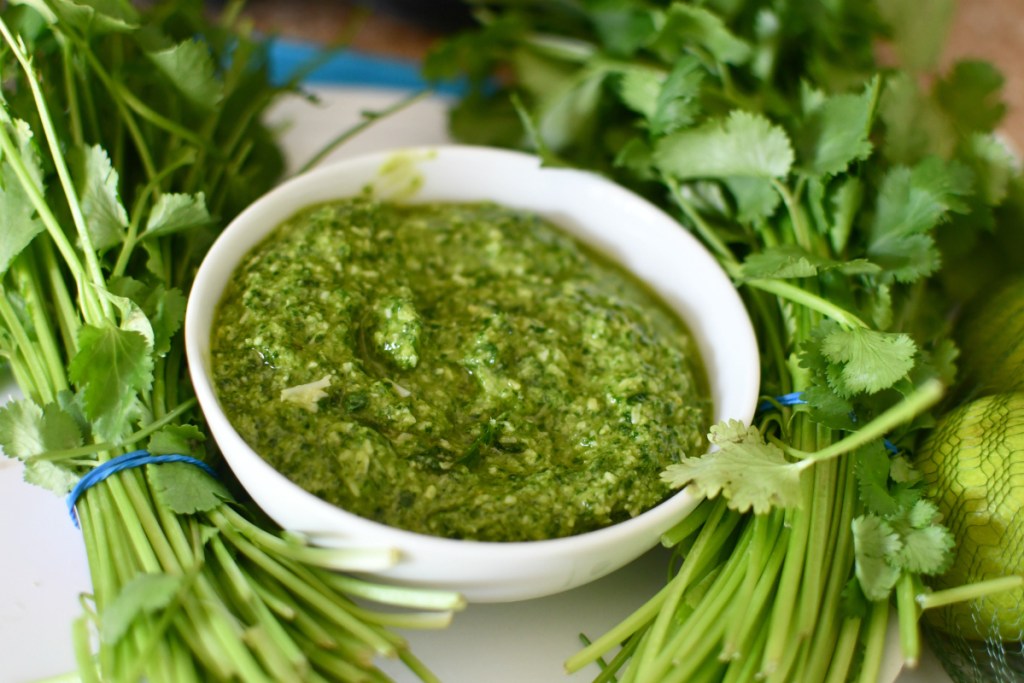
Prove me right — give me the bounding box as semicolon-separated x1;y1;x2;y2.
914;391;1024;682
925;621;1024;682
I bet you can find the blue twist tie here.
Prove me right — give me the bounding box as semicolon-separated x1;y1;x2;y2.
66;449;217;528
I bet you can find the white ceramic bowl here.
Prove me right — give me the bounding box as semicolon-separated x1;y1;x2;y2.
185;145;760;603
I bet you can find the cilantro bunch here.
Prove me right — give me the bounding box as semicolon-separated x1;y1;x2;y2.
427;0;1024;680
0;1;460;681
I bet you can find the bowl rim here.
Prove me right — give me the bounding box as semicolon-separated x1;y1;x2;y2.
184;144;759;564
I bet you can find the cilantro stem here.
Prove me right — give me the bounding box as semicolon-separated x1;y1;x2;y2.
857;598;890;683
113;155;194;279
801;455;859;683
567;501;739;674
917;575;1024;611
760;491;811;676
0;18;111;320
0;286;55;404
14;253;69;393
722;622;769;683
322;571;466;611
112;82;208;148
742;277;868;329
660;496;713;546
797;449;836;637
297;89;431;175
723;513;787;660
71;615;102;683
634;502;741;680
79;496;115;605
219;522;398;658
0;109;102;326
566;575;676;674
660;534;752;682
896;572;920;667
795;379;944;465
59;38;87;151
823;617;862;683
665;175;740;266
37;239;82;357
771;178;815;254
213;507;400;573
76;43;159;183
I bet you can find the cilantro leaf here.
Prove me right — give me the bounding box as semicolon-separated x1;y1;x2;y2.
819;327;917;397
146;39;223;111
652;4;751;66
868;157;975;283
961;133;1016;206
21;0;140;33
841;577;870;619
889;456;922;484
852;514;903;601
879;72;955;164
148;462;229;515
108;277;185;357
73;145;128;253
802;383;858;431
22;459;81;495
101;573;181;644
723;177;781;224
0;399;82;459
796;77;878;177
897;525;955;575
740;245;881;281
589;0;659;57
907;498;942;529
615;66;663;122
827;176;863;253
143;192;211;239
0;119;45;276
650;56;704;137
854;440;900;517
889;500;955;575
936;60;1007;135
68;323;153;441
0;167;44;276
655;110;794;180
147;424;205;457
661;420;804;514
876;0;955;73
614;57;705;139
0;400;83;494
740;245;820;280
531;65;610;153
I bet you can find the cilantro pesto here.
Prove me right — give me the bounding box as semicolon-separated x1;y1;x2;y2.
211;197;711;542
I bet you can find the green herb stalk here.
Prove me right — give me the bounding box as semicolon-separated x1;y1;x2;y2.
426;0;1024;680
0;2;461;681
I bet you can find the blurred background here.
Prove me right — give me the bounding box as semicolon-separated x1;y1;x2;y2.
230;0;1024;150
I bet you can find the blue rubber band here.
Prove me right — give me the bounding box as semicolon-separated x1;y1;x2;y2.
67;450;217;528
757;391;808;413
757;392;909;457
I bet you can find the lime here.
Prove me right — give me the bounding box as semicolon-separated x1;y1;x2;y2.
915;392;1024;641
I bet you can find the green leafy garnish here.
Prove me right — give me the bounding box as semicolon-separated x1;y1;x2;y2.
430;1;1024;680
0;2;462;681
663;421;803;514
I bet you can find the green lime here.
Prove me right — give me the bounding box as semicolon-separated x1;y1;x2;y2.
915;392;1024;641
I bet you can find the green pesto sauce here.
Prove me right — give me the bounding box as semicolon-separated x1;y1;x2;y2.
211;197;711;542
